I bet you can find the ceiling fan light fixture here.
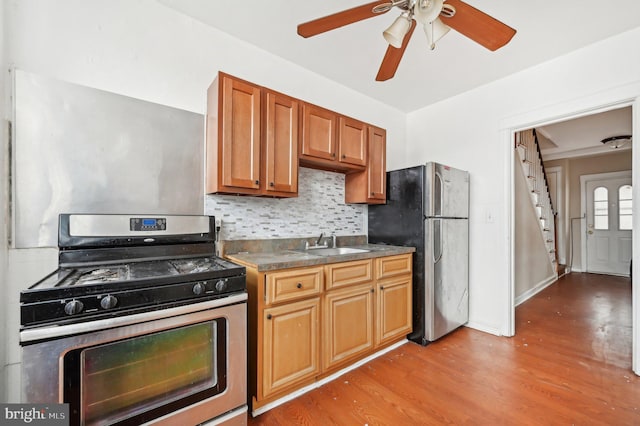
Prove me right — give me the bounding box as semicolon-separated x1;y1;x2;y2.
383;13;412;48
601;135;632;149
424;17;450;49
413;0;444;24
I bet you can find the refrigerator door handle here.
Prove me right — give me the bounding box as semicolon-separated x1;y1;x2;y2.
433;218;443;263
434;171;443;217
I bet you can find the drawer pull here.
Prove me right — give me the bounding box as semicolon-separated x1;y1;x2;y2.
266;314;272;320
296;283;303;289
380;286;384;290
370;288;374;293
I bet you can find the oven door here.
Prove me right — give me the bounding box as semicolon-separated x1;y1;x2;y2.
21;295;247;426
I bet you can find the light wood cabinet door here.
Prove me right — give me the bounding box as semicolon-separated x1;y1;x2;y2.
264;91;298;195
376;275;412;346
300;103;336;161
323;284;374;370
367;126;386;201
220;75;261;190
338;116;367;167
262;298;320;399
344;125;386;204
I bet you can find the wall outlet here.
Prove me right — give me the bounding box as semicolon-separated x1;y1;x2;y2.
215;218;222;228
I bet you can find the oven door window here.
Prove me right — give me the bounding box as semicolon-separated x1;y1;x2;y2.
64;319;227;426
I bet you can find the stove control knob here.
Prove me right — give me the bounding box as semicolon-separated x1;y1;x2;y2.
100;295;118;310
193;282;206;295
64;300;84;316
215;279;227;292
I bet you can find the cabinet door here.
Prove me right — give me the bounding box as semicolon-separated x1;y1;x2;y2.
344;124;386;204
376;275;412;346
262;298;320;398
264;91;298;195
300;103;336;161
367;126;386;201
220;76;261;190
338;116;367;167
323;284;374;371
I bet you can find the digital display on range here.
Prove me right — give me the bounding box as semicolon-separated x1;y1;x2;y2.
130;218;166;231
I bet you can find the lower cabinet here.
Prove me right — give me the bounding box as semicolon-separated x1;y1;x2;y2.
244;253;412;412
262;297;320;398
323;283;374;370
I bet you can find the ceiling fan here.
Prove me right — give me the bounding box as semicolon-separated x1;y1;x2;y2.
297;0;516;81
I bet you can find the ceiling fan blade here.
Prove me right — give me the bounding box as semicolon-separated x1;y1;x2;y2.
298;1;391;38
441;0;516;51
376;19;416;81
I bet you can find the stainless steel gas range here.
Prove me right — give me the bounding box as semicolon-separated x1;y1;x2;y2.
19;214;247;426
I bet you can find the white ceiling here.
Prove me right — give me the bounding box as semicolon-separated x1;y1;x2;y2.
157;0;637;157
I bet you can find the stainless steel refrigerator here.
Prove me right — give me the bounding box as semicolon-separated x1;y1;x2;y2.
368;162;469;345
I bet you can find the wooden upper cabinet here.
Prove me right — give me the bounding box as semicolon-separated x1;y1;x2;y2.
206;73;298;197
300;103;366;173
263;91;299;195
300;103;336;161
345;125;387;204
338;116;367;167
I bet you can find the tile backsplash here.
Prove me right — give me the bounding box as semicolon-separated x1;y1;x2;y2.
205;168;366;240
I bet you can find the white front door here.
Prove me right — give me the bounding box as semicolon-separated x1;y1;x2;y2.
585;174;632;276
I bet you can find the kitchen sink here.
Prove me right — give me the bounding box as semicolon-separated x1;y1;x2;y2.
305;247;370;256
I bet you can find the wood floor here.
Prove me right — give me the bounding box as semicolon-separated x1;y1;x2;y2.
248;273;639;425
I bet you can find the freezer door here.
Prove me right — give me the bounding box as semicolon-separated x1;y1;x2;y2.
426;162;469;218
425;218;469;341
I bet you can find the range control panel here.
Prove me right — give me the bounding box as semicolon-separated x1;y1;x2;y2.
130;217;167;231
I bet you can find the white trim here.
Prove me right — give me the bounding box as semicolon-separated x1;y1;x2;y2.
502;79;640;377
464;321;503;337
251;339;408;417
579;170;632;274
514;274;557;307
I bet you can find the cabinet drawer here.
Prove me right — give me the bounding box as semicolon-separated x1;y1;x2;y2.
376;254;412;279
325;259;373;291
266;266;323;305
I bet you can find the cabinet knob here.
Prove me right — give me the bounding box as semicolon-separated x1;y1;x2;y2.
341;154;346;159
380;286;385;290
331;153;336;158
370;288;374;293
371;192;375;196
270;182;275;187
255;180;260;185
296;283;302;289
266;314;272;320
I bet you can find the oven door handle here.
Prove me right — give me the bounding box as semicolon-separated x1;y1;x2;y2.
20;292;248;343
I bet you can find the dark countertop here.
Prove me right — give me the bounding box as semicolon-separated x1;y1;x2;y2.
226;243;415;272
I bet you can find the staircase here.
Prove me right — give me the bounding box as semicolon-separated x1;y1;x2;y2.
515;129;558;270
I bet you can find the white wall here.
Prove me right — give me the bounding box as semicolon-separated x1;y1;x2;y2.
406;27;640;339
1;0;407;401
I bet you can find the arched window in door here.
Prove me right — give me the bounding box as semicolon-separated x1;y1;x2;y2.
619;184;632;230
593;186;608;230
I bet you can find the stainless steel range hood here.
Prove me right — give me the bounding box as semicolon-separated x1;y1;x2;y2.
12;70;204;248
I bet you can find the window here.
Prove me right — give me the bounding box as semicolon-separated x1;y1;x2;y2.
593;186;608;230
619;184;632;230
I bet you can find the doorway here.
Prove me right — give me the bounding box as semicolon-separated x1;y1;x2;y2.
581;171;632;276
505;95;638;374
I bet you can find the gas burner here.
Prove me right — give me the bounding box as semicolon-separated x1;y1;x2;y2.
169;258;224;274
73;266;129;285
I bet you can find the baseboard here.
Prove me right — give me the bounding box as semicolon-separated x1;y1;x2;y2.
251;339;408;417
515;274;557;307
464;322;502;337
